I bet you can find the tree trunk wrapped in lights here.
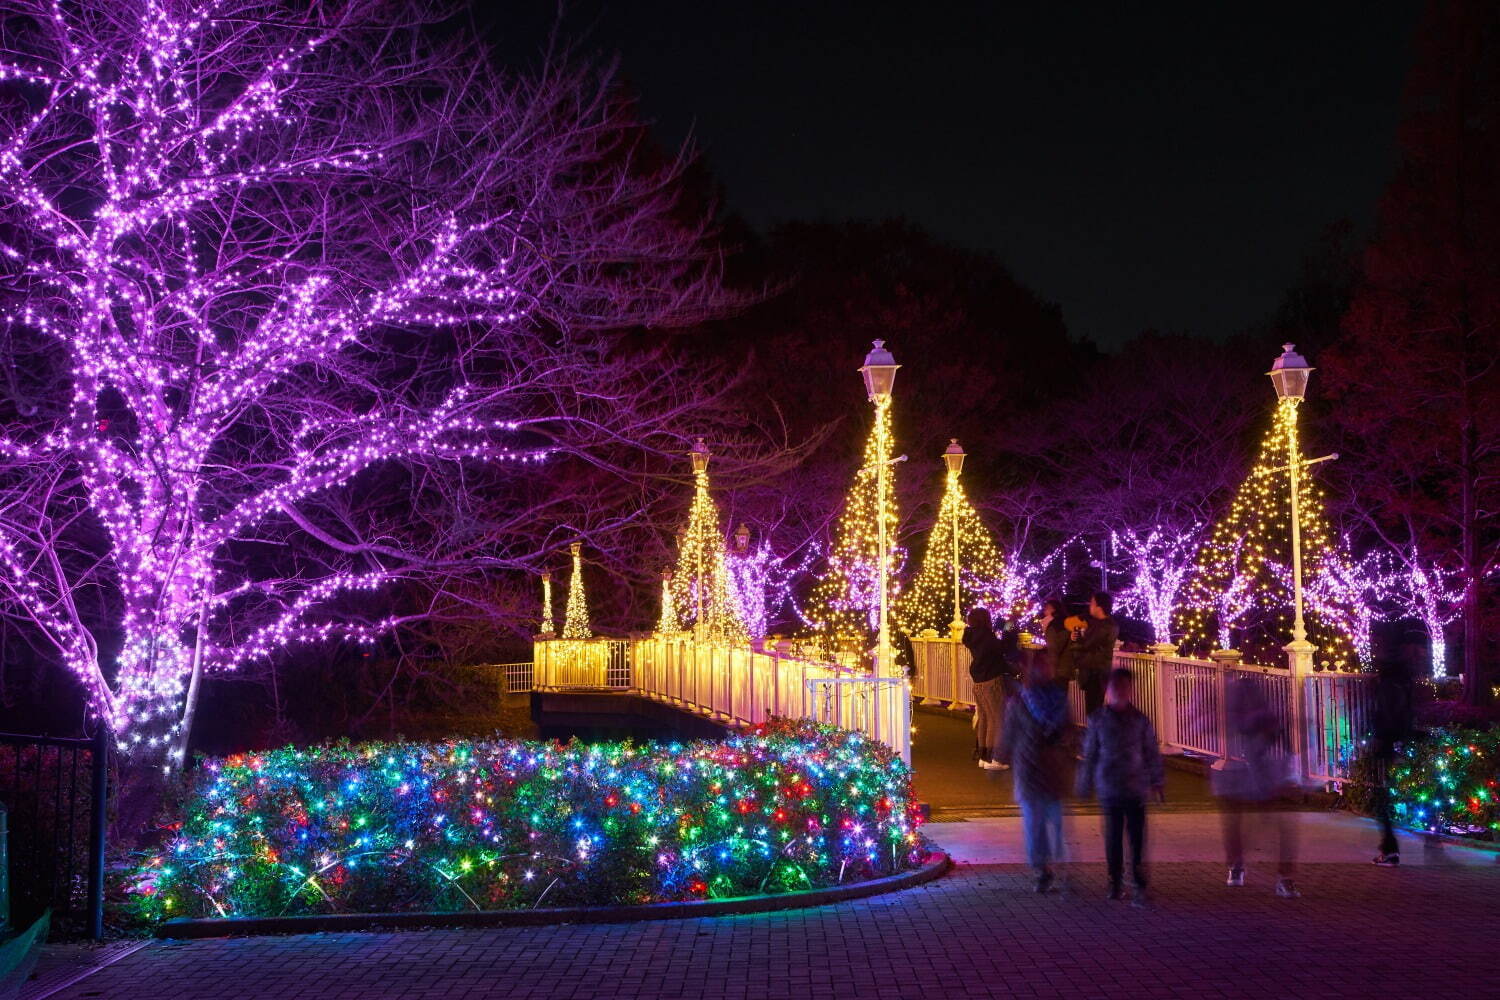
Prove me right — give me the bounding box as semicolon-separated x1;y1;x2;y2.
1113;525;1200;644
1174;400;1359;668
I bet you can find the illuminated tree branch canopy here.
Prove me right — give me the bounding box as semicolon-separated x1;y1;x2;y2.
0;0;726;756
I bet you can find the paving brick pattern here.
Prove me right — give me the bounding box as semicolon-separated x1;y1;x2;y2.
27;860;1497;1000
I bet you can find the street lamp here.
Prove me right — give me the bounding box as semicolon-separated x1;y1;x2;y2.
688;440;711;640
1267;343;1315;653
943;439;966;632
860;338;900;402
689;437;711;475
734;523;751;553
859;340;900;676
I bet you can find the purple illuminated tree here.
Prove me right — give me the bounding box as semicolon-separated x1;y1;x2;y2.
1112;525;1200;645
0;0;728;763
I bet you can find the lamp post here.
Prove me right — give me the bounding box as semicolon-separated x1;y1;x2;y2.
1268;343;1312;642
1268;343;1317;671
943;439;966;632
860;340;900;676
689;439;711;641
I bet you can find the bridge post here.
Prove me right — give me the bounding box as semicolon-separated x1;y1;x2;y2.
1149;642;1179;749
1283;638;1318;785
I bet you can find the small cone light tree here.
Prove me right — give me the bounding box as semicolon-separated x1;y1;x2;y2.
540;572;557;637
562;543;592;640
656;570;680;634
1176;346;1358;669
669;440;747;642
899;440;1007;634
808;343;902;669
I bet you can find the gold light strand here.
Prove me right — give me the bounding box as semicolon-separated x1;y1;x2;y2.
562;542;592;639
1174;399;1357;668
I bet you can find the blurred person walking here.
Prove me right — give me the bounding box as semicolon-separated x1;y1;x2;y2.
1077;667;1164;904
1214;675;1302;897
998;652;1074;892
1370;658;1416;866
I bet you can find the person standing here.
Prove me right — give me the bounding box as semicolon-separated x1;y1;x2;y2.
1214;675;1301;897
1370;658;1415;866
1039;598;1075;685
998;654;1073;892
1073;591;1119;717
1076;667;1164;904
963;607;1011;770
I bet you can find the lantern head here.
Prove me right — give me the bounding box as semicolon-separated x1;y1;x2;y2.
1268;343;1314;401
942;438;966;476
689;437;710;475
859;339;900;402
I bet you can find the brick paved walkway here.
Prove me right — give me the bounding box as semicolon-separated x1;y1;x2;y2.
23;854;1497;1000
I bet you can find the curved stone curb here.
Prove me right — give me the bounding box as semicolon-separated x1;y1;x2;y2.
155;851;952;939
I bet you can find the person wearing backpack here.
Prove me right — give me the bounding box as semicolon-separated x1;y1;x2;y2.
998;652;1074;893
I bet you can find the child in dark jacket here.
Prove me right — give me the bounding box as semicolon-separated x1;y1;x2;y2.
1076;667;1164;904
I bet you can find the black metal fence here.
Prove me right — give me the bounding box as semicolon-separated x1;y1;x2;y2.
0;730;107;937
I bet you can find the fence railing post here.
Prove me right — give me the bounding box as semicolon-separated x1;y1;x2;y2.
86;727;107;940
1284;639;1318;785
1148;643;1178;749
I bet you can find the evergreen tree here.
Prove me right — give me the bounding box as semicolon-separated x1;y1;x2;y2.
1175;393;1358;669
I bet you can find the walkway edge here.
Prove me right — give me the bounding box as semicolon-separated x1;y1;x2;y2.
156;852;952;939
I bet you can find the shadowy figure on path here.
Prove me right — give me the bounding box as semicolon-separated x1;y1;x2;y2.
1076;667;1163;905
1370;657;1416;867
1213;675;1302;898
998;652;1073;893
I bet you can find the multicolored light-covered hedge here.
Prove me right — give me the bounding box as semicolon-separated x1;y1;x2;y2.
131;720;927;920
1382;728;1499;841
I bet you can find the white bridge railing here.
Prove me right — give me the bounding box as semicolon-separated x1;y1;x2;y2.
533;636;912;764
911;633;1373;787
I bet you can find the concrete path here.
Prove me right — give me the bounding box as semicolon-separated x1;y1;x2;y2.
912;705;1216;817
19;810;1495;1000
928;809;1498;867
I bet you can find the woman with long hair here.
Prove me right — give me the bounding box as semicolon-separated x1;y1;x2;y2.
963;607;1011;770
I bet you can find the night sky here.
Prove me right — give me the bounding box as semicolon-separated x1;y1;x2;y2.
495;2;1422;348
